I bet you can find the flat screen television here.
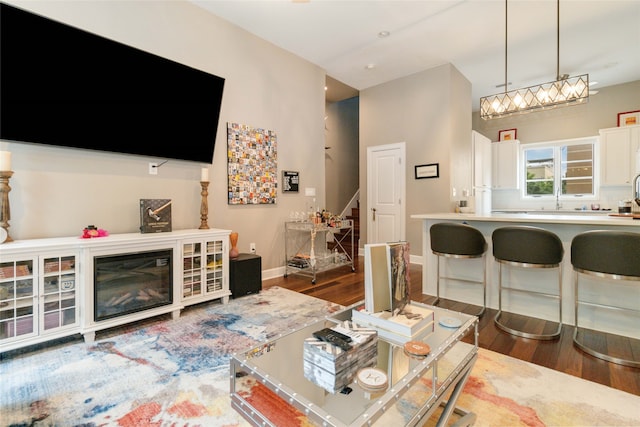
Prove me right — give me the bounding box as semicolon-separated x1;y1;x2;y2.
0;2;225;164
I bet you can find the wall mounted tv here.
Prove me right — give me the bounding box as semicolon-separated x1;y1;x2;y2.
0;3;225;164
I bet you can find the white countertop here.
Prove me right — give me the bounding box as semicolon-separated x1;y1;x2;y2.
411;212;640;227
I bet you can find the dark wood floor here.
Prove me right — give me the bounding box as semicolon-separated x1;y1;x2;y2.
263;257;640;396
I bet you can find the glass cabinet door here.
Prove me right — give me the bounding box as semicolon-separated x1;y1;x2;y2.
182;239;225;299
205;240;223;293
182;242;203;298
41;255;78;332
0;259;36;341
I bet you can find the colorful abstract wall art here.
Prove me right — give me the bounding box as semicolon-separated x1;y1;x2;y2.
227;122;278;204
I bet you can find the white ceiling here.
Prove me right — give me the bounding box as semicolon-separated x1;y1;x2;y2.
192;0;640;109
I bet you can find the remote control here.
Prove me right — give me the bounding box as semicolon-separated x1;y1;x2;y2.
313;329;352;351
314;327;352;342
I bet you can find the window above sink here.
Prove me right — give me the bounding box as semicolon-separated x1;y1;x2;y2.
522;136;598;203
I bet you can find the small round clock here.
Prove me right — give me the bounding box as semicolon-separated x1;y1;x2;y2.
356;367;388;391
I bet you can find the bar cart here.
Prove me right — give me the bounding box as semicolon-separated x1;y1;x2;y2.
284;220;354;284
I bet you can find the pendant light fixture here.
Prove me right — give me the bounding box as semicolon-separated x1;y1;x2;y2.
480;0;589;120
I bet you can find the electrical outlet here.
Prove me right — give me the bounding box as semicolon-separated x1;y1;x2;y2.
149;162;158;175
250;243;256;254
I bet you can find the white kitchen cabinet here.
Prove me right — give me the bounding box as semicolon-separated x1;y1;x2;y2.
492;140;520;189
599;125;640;186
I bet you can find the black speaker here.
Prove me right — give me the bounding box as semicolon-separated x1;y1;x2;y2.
229;253;262;298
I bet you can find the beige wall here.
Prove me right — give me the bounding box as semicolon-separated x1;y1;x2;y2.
0;1;326;271
359;64;472;257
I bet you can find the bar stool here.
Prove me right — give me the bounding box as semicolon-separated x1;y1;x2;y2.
571;230;640;367
492;226;563;339
430;222;487;316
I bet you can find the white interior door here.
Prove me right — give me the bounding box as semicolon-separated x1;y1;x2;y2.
367;142;406;244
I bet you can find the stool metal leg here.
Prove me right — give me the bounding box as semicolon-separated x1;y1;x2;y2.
432;253;485;317
572;271;640;368
494;261;562;340
433;253;442;306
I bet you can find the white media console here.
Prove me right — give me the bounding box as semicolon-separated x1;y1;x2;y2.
0;229;231;352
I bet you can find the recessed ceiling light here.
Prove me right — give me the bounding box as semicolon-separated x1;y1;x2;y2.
378;31;390;38
365;64;376;70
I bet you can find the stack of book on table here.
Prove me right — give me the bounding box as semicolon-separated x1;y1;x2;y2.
303;321;378;393
352;301;435;344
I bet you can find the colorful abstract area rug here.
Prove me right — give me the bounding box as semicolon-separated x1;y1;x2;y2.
437;345;640;427
1;287;341;426
1;286;639;426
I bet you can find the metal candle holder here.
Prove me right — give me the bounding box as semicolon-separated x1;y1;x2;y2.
0;171;14;242
199;181;210;229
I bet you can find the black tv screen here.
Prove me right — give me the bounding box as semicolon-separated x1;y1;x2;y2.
0;3;225;164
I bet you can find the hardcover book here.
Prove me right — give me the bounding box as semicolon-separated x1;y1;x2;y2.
363;242;410;313
139;199;172;233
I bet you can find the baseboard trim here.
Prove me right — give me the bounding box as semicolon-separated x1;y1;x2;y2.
261;253;422;281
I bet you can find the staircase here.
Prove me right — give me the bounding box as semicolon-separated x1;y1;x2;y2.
329;205;359;258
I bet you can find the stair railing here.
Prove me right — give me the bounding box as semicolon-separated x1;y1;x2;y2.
340;189;360;219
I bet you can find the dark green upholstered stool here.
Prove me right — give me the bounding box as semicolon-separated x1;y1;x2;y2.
492;226;564;340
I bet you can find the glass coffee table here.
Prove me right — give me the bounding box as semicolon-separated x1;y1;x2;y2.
230;302;478;426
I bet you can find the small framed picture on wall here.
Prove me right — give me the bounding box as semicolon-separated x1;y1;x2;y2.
282;170;299;192
498;128;517;141
618;110;640;127
414;163;439;179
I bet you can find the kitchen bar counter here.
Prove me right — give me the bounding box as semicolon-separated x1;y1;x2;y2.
412;211;640;226
411;212;639;339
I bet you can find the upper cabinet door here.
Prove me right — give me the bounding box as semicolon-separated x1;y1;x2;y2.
600;125;640;186
472;130;492;188
492;140;520;190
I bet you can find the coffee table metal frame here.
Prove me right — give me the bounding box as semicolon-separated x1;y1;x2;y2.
230;302;478;427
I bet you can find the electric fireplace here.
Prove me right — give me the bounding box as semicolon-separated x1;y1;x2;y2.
94;249;173;322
